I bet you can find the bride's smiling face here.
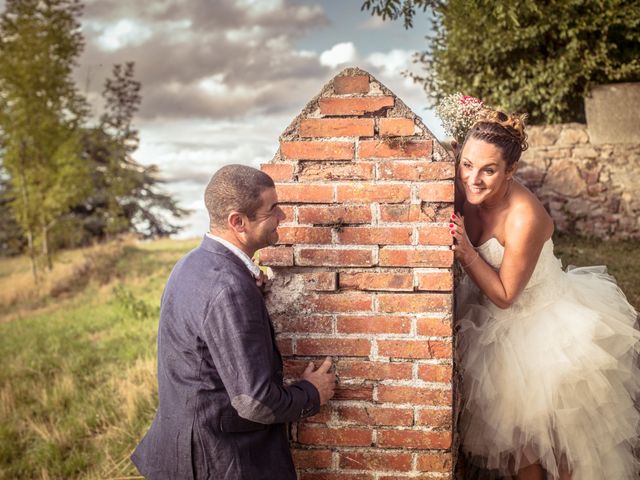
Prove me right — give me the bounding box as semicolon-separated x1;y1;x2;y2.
459;137;515;205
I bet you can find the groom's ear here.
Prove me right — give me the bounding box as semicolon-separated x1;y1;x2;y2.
227;211;247;233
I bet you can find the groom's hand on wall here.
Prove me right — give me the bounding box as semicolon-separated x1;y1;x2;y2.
302;356;336;405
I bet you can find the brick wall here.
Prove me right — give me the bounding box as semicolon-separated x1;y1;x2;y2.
260;67;456;479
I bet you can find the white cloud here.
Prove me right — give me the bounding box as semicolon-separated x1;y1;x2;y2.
366;48;414;76
319;42;358;68
92;19;154;51
359;15;387;30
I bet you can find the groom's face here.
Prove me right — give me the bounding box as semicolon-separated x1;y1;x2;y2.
243;187;286;251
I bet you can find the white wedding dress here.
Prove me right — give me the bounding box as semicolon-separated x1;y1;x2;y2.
456;237;640;479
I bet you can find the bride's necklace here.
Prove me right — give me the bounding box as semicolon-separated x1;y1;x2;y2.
480;180;512;211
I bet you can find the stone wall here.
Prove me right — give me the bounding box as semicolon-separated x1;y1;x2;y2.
260;67;456;479
517;123;640;239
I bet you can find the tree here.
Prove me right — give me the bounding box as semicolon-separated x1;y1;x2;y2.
68;63;189;243
0;168;25;256
0;0;89;275
362;0;640;124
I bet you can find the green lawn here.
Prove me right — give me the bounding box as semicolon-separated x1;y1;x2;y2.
0;235;637;479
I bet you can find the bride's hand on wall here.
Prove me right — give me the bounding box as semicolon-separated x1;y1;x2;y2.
450;214;477;267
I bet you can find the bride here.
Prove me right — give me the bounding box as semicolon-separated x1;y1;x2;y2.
450;108;640;479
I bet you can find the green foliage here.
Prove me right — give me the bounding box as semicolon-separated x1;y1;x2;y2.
68;63;189;244
114;284;158;320
0;0;89;270
363;0;640;124
361;0;437;28
0;4;189;260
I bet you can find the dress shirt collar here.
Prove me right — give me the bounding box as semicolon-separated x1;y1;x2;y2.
206;233;261;278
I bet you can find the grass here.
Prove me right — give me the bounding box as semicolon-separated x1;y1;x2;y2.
0;234;637;479
0;237;198;480
553;233;640;309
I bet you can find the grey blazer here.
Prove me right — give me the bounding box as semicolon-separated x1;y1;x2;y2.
132;236;320;479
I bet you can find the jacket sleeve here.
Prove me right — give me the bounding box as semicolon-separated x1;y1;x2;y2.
201;284;320;424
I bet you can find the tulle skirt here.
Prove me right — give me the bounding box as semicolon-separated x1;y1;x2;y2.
457;265;640;479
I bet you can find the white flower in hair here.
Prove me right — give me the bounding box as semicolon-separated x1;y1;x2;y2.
436;93;484;143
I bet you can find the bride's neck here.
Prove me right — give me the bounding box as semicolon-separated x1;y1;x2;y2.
480;179;512;212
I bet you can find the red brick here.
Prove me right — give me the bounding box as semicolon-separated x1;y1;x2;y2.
377;385;452;406
336;184;410;203
298;162;375;181
377;339;452;359
334;385;374;401
379;248;453;268
300;118;374;137
292;449;333;469
305;292;373;313
416;452;453;473
337;361;413;381
297;248;374;267
258;246;293;266
418;183;455;202
300;272;338;291
339;272;413;292
276;226;332;245
336;314;411;334
260;163;295;181
334;75;370;94
378;293;452;313
280;140;354;160
296;338;372;357
319;96;394;116
301;474;373;480
298;205;372;225
378;161;454;181
337;227;412;245
273;315;333;334
379;118;416;136
297;425;373;447
417;364;453;383
339;450;412;471
379;204;454;223
283;359;311;378
415;271;453;292
377;430;452;449
417;226;452;246
337;406;414;427
359;139;432;159
280;205;295;221
276;184;333;203
305;405;332;423
416;317;452;337
415;408;452;429
276;337;293;355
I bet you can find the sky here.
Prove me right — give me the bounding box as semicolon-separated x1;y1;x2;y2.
66;0;446;237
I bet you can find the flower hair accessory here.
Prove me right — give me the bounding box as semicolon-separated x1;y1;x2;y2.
436;93;484;143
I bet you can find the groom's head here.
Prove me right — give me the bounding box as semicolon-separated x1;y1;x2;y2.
205;165;285;252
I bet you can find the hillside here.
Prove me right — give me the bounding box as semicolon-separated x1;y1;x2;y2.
0;235;637;479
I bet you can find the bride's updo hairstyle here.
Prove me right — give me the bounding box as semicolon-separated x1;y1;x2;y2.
464;108;528;168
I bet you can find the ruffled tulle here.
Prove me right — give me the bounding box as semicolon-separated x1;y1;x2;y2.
457;239;640;479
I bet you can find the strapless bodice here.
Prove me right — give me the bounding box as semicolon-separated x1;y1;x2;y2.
475;237;567;314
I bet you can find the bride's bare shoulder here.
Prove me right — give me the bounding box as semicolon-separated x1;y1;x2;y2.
508;182;554;237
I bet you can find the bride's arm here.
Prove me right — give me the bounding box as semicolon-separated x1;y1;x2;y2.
452;204;552;309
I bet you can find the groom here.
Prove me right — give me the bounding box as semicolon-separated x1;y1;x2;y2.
132;165;335;479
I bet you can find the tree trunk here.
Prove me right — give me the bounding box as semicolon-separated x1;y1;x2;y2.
18;145;39;284
42;221;52;271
